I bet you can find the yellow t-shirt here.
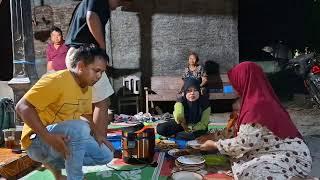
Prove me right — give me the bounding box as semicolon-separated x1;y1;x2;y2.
21;70;92;149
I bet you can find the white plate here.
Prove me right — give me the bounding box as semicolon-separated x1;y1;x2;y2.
172;171;203;180
177;155;205;165
168;149;180;157
187;140;201;149
162;140;176;144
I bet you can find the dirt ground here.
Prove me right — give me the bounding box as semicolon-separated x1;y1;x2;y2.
284;95;320;177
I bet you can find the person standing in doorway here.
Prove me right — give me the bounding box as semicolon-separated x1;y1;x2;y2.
46;26;69;72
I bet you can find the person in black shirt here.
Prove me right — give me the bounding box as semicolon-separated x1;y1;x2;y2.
64;1;131;176
66;0;112;49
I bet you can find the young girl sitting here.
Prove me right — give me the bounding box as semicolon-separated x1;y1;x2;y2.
157;78;211;140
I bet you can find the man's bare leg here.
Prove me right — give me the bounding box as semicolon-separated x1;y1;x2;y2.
43;163;67;180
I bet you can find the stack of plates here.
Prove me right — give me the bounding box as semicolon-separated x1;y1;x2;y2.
175;155;206;172
186;140;202;149
171;171;203;180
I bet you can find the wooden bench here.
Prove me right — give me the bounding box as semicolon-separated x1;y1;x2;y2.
144;74;237;113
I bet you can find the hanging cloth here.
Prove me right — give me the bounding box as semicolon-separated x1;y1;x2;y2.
0;97;15;145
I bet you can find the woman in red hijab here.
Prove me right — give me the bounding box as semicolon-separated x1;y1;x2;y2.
200;62;312;180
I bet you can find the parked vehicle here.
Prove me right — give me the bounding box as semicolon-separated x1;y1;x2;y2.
287;53;320;106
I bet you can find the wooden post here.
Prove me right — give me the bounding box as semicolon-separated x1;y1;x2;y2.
144;87;149;114
8;0;38;125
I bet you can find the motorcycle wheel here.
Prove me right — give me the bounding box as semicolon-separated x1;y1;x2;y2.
305;79;320;106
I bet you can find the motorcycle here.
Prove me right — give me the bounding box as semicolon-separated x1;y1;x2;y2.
286;53;320;106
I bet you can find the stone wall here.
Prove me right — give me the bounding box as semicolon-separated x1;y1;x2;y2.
31;0;78;76
110;0;239;92
29;0;239;91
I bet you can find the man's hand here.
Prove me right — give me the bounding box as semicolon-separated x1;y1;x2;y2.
89;121;115;152
15;99;70;159
199;140;217;151
93;132;114;152
43;133;70;159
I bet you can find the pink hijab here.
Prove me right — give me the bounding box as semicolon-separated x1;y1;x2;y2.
228;61;302;139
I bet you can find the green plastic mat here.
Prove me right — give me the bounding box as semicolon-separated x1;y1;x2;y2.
22;165;157;180
208;124;226;131
203;154;229;166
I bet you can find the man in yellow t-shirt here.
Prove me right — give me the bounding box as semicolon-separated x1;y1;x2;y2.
16;46;114;180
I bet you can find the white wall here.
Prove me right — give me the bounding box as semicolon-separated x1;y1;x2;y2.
0;81;14;99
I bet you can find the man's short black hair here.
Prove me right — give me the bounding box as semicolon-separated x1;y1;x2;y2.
50;26;63;35
70;45;109;68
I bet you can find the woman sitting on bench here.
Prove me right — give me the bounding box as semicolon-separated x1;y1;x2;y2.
180;52;208;95
157;78;211;140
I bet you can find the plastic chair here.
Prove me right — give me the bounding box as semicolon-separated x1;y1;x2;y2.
117;75;141;114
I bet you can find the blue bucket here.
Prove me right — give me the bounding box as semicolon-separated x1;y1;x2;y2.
106;135;122;151
223;85;234;94
168;138;187;149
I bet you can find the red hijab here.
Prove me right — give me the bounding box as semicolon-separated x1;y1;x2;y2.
228;61;302;139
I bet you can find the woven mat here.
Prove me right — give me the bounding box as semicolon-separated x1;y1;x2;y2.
21;121;227;180
21;152;170;180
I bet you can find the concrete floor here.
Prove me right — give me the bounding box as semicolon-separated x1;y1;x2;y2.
284;96;320;177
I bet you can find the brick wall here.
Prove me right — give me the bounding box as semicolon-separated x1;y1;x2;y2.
32;2;79;58
29;0;239;93
110;0;239;92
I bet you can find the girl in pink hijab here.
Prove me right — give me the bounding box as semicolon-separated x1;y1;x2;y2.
200;62;312;180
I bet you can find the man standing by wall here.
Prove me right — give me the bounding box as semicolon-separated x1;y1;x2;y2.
65;0;131;137
46;26;69;72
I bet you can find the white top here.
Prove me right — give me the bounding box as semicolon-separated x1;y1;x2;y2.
92;72;114;103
